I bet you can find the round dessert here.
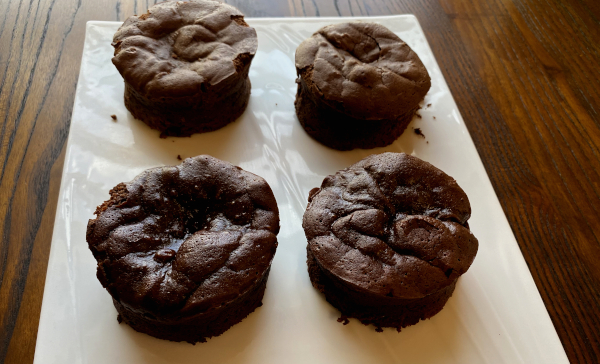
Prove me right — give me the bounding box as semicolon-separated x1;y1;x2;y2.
112;0;258;137
295;22;431;150
303;153;478;331
86;155;279;343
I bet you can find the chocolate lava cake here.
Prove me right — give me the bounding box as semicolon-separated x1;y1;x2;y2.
112;0;257;137
303;153;478;331
295;22;431;150
86;155;280;343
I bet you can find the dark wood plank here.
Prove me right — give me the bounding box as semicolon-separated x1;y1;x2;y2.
0;0;598;363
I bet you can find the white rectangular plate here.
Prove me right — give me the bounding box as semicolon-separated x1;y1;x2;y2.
34;16;569;364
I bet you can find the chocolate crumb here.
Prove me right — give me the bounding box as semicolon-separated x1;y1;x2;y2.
427;103;432;107
337;316;350;325
375;327;383;333
433;116;436;120
415;113;422;119
413;128;426;138
177;155;182;161
110;114;117;121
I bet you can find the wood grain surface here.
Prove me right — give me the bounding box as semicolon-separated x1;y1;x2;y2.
0;0;598;363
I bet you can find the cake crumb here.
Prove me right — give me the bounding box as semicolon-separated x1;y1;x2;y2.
413;128;426;138
110;114;117;121
433;116;436;120
427;103;431;107
415;113;422;119
177;155;182;161
337;316;350;325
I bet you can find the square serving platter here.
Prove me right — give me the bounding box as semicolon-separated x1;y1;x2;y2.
33;16;570;364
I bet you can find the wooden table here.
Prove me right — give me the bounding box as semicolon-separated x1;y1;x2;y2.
1;0;598;363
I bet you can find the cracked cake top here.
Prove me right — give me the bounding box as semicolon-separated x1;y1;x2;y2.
303;153;478;299
112;0;257;98
295;22;431;120
86;155;279;318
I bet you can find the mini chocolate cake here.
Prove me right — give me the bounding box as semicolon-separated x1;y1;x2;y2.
303;153;478;331
112;0;257;137
86;155;279;343
295;22;431;150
